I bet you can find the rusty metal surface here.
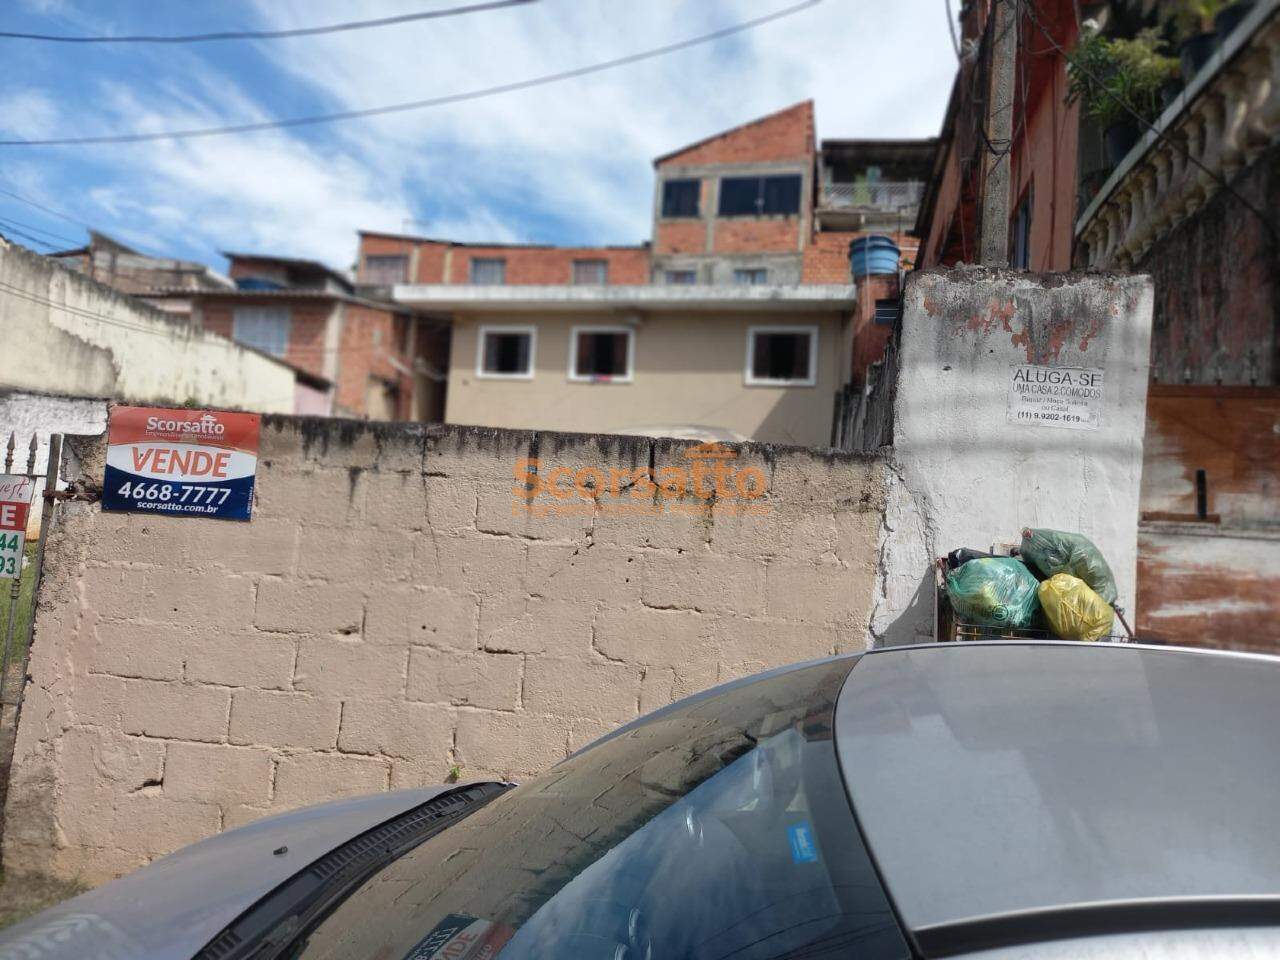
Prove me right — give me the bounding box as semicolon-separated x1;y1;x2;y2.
1137;525;1280;653
1141;386;1280;526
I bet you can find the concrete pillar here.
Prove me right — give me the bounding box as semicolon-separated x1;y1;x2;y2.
872;267;1154;646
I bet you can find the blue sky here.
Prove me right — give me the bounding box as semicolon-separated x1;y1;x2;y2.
0;0;957;274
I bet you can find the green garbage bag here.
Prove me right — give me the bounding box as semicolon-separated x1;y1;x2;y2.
1019;528;1118;605
946;557;1040;629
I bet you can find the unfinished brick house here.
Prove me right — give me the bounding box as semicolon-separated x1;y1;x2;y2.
359;102;934;445
144;253;449;421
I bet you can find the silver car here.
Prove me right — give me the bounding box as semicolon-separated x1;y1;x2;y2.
3;641;1279;959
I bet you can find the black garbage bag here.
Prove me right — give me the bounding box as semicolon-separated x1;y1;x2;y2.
1019;528;1118;605
946;547;996;570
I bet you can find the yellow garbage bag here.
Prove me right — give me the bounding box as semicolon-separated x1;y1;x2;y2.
1038;573;1114;642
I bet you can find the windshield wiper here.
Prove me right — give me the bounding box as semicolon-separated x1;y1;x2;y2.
195;782;511;960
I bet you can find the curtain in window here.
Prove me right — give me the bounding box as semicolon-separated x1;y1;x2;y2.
232;306;291;357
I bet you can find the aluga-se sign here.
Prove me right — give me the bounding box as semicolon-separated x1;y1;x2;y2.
102;406;261;521
0;475;35;580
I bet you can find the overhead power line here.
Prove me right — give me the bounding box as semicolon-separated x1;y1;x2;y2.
0;213;79;246
0;0;535;44
0;0;823;147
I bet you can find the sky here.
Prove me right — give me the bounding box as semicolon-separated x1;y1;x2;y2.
0;0;958;274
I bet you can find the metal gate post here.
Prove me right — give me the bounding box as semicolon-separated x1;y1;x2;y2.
14;435;61;713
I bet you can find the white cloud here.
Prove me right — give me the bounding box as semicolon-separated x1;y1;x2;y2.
0;90;61;140
3;0;957;269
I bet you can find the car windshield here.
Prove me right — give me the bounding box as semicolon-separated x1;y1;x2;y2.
291;659;909;960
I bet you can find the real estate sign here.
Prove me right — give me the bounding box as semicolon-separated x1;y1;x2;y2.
0;474;35;580
103;406;261;521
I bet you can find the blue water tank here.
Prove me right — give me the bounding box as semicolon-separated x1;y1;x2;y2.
848;235;901;278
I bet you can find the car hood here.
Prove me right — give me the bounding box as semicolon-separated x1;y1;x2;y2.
0;787;457;960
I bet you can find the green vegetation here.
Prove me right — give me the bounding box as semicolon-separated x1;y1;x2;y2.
0;545;39;676
1067;27;1179;130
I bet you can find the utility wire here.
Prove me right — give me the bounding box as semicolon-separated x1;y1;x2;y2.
1022;0;1277;241
0;0;535;44
0;181;87;227
0;221;58;250
944;0;961;58
0;213;79;246
0;0;823;147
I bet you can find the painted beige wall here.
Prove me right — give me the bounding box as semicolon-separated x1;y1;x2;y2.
3;417;885;885
0;241;294;413
445;310;849;448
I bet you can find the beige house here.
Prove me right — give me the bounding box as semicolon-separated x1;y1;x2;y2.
391;285;857;447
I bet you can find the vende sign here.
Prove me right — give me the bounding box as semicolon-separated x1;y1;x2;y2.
102;406;261;521
0;474;35;580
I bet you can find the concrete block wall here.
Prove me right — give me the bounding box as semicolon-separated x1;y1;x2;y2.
3;418;885;884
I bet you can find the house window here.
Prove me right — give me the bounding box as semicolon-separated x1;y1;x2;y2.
733;268;769;285
718;174;802;216
661;179;700;217
572;259;608;285
363;254;408;285
745;326;818;386
477;325;535;379
1011;187;1033;270
569;326;634;382
665;269;697;285
232;306;291;357
469;258;506;284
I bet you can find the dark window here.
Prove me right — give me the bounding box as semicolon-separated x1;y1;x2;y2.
291;659;912;960
479;328;532;376
874;298;900;326
733;268;768;285
661;178;700;217
1011;187;1033;270
718;174;802;216
665;269;697;285
572;259;608;285
572;328;632;380
469;258;506;284
750;328;815;384
363;254;408;285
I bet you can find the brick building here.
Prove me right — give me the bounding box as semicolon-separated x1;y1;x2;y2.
913;0;1280;650
356;102;934;444
145;253;448;421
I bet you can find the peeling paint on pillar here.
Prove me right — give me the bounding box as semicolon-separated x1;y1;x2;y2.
872;267;1154;645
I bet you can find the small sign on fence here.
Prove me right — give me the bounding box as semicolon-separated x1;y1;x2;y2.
0;475;35;580
102;406;261;521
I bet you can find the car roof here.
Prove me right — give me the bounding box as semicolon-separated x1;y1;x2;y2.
835;641;1280;954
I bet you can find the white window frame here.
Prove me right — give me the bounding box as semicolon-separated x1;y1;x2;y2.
231;305;291;357
568;325;635;384
476;324;536;380
744;324;819;388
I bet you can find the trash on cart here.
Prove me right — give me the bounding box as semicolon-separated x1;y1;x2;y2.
1019;528;1118;604
945;547;996;569
1038;573;1115;642
945;557;1040;629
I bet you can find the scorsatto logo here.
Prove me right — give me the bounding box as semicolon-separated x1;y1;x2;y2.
145;413;225;436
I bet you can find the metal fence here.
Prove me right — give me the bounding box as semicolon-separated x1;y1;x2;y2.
832;333;900;453
1;432;60;756
820;180;925;213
